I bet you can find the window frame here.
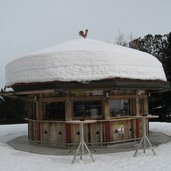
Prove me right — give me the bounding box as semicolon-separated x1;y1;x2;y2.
72;99;103;120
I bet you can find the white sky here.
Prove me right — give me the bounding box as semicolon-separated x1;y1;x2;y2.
0;0;171;88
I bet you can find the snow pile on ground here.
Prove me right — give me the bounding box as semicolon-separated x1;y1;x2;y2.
5;39;166;86
0;122;171;171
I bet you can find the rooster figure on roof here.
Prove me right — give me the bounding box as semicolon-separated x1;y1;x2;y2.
79;29;88;38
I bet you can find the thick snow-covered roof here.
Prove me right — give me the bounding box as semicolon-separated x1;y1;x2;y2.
5;38;167;87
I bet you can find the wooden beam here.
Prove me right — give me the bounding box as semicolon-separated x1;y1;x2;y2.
40;97;66;102
70;96;104;101
11;78;170;92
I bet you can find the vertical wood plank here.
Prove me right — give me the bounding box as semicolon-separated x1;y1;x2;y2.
66;123;71;143
65;96;72;121
105;121;110;144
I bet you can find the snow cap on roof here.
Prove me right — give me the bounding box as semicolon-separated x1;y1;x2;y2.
5;38;167;86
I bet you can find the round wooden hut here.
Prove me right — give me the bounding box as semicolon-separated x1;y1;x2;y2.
5;38;169;147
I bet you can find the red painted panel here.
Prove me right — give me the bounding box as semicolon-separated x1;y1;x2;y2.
66;123;71;143
105;121;110;143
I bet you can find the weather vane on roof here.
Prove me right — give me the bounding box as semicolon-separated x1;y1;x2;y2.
79;29;88;38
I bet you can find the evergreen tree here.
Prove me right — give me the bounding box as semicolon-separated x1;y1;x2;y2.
129;32;171;121
0;96;27;124
162;32;171;82
129;34;168;62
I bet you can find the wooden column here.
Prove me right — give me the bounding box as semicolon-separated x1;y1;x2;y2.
65;96;72;121
144;95;149;115
144;95;149;134
35;97;41;143
103;100;110;120
65;96;72;144
136;93;140;138
36;99;43;120
35;101;39;119
135;95;140;116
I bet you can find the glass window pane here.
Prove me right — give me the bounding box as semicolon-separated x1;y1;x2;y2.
27;102;36;119
109;99;130;117
73;101;102;119
45;102;65;120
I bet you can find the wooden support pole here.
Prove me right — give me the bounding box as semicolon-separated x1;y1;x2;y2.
65;96;72;121
103;101;110;120
136;95;140;116
144;95;149;115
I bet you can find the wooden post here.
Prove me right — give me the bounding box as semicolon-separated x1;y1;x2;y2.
65;96;72;121
39;101;44;120
144;95;149;115
35;101;39;119
105;121;110;144
103;101;110;120
35;97;44;143
135;94;140;116
136;92;140;138
144;95;150;134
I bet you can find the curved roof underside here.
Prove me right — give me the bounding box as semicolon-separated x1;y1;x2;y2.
5;38;167;87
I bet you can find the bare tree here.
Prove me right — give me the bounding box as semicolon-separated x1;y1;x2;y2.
115;31;134;47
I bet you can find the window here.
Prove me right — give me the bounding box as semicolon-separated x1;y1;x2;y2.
44;102;65;120
73;101;102;119
109;99;130;117
27;102;36;119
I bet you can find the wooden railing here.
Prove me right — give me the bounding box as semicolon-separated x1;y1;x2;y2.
25;115;158;147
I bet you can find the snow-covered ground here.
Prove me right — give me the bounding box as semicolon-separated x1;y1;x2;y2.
0;122;171;171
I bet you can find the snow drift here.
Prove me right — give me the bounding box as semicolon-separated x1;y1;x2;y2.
5;38;167;86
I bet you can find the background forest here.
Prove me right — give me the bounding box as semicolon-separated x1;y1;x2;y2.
129;32;171;122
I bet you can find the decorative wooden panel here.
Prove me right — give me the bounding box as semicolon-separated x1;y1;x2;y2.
70;124;88;144
41;122;50;144
90;123;103;144
55;123;66;144
110;120;132;142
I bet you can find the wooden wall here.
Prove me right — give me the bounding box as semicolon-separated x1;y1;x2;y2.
27;118;143;147
26;89;148;147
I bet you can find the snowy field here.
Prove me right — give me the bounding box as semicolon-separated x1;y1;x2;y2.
0;122;171;171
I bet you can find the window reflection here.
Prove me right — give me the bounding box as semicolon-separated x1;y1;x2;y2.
27;102;36;119
73;101;102;119
109;99;130;117
44;102;65;120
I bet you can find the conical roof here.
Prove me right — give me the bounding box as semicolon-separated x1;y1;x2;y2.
5;38;167;87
